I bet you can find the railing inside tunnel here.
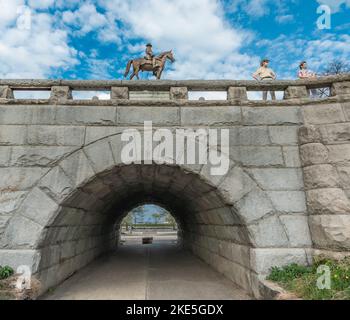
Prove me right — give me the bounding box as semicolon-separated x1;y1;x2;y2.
0;74;349;104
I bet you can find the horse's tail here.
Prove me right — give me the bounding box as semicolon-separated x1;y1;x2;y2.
124;60;133;78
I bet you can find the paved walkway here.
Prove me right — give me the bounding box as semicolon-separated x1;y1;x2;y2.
42;241;251;300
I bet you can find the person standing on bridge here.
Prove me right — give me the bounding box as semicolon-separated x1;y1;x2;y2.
298;61;318;98
253;59;276;101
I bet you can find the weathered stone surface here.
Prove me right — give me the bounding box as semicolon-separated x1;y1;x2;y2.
283;146;301;167
111;87;129;100
228;87;247;100
83;140;115;173
0;168;47;192
83;178;112;200
129;91;170;100
218;167;255;204
1;78;350;299
0;126;27;145
248;168;304;190
269;126;298;145
337;166;350;188
300;143;328;166
224;260;252;292
56;106;116;125
284;86;308;99
248;215;289;247
319;123;350;143
302;104;345;125
236;126;270;145
59;150;95;187
309;215;350;250
9;146;77;167
279;215;312;247
0;249;41;273
236;146;284;166
50;86;72;102
327;145;350;164
85;127;122;145
307;188;350;215
304;164;340;189
118;106;179;126
170;87;188;100
242;107;301;125
181;107;241;126
331;81;350;96
19;187;58;226
298;125;321;145
0;106;56;125
0;191;27;215
0;86;14;99
236;188;275;223
3;215;45;248
250;248;309;274
0;146;11;166
268;191;307;213
27;126;85;146
38;167;74;203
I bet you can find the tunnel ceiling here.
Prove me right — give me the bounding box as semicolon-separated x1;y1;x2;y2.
56;164;242;231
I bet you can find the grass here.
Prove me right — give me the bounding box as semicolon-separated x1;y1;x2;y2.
267;257;350;300
0;266;14;280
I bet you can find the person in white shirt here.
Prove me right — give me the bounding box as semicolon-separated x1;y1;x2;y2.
298;61;318;98
252;59;276;101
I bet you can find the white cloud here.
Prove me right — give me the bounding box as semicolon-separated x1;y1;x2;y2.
0;0;24;28
62;3;108;36
97;0;259;79
27;0;55;10
0;2;78;78
275;14;294;24
245;0;270;17
316;0;350;12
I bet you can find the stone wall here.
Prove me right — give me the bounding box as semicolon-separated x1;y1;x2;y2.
0;76;350;298
300;100;350;253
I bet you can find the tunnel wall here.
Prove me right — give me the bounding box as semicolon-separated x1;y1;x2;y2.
0;77;349;298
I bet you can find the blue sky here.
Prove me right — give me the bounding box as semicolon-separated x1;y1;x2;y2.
0;0;349;81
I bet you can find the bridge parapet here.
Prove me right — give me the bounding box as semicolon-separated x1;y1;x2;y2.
0;74;349;105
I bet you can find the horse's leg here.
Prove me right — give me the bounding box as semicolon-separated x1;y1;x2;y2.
156;67;164;80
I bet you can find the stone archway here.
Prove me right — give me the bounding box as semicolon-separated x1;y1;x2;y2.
2;133;312;298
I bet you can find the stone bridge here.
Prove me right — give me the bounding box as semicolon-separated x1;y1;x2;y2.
1;75;350;299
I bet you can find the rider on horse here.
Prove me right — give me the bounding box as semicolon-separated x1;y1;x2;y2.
145;43;156;68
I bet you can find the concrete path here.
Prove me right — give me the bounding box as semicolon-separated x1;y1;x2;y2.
42;241;251;300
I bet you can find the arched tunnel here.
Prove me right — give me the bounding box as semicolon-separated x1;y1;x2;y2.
37;163;254;298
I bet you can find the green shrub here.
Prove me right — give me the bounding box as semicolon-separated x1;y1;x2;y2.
0;266;14;280
267;257;350;300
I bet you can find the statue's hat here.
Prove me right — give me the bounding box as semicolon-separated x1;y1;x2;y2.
146;43;153;47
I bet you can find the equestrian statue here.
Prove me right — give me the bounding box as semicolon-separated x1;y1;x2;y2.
124;43;175;80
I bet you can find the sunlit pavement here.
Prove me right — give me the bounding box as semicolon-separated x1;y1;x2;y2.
42;240;251;300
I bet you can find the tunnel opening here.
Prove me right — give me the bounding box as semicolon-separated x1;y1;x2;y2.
36;163;255;297
119;204;179;246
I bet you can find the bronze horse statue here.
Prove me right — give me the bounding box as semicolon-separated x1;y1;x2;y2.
124;50;175;80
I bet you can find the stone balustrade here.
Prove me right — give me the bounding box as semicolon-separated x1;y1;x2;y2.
0;74;349;105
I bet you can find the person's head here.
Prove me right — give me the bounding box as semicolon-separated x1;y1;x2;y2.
299;61;307;70
261;59;270;67
146;43;153;49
